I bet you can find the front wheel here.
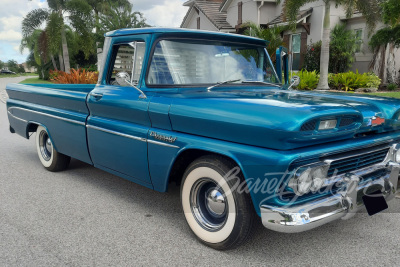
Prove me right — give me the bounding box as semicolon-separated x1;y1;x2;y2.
181;156;255;250
36;126;70;172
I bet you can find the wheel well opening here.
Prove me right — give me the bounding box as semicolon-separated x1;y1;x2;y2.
168;149;238;188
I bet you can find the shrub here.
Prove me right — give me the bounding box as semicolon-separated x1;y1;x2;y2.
328;71;373;91
329;24;359;73
294;70;320;90
304;41;321;72
364;72;381;88
49;70;61;80
303;25;359;73
81;65;98;72
388;83;398;91
50;68;98;84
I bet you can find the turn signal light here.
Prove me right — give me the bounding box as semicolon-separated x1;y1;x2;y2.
318;119;337;130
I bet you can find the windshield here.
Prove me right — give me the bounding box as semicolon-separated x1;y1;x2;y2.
147;39;280;86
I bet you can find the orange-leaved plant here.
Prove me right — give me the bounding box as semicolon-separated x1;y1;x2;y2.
50;69;99;84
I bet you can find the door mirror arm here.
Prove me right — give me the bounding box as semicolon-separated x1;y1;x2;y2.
116;72;147;99
288;76;300;90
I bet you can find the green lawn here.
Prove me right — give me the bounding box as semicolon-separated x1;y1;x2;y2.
0;73;38;78
19;77;53;84
366;92;400;98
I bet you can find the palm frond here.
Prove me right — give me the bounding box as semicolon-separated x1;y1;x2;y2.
22;8;49;38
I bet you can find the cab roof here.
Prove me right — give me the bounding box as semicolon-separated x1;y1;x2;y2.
105;27;268;46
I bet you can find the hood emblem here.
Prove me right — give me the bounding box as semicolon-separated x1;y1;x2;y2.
368;116;385;127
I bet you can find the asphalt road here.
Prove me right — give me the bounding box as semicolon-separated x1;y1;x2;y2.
1;77;400;266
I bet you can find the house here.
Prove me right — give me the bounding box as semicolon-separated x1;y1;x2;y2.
181;0;235;32
21;62;36;73
181;0;400;76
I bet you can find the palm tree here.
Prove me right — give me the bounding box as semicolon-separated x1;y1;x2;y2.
370;0;400;84
242;23;287;62
22;1;72;73
96;0;149;34
279;0;381;89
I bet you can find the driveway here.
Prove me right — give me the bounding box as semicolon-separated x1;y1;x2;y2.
0;76;36;104
1;77;400;266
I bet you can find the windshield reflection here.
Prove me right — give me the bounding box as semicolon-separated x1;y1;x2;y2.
147;39;280;86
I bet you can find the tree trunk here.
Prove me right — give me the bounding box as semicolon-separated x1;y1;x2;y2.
95;10;101;71
59;8;70;73
50;55;58;71
58;51;65;72
317;1;331;90
61;27;70;73
97;43;102;72
386;43;398;84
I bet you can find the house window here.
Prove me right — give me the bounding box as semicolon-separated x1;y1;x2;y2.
354;29;363;53
291;34;301;71
197;17;200;29
238;1;243;25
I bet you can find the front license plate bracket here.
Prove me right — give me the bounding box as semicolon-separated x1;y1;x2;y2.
362;190;388;216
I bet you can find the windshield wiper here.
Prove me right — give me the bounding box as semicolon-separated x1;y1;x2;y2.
242;81;281;88
207;79;241;91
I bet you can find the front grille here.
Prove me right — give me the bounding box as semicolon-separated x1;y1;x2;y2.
327;147;389;177
300;120;317;131
339;117;355;127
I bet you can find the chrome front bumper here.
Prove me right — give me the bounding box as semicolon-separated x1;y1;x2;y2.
261;162;400;233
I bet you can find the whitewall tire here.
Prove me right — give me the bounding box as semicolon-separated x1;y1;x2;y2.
181;155;255;250
36;126;70;172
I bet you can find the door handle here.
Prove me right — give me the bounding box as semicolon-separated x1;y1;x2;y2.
90;92;103;101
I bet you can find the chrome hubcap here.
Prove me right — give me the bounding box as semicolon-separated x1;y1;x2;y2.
206;189;226;216
39;131;52;161
190;179;228;231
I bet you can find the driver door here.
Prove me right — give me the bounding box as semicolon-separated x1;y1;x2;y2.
86;41;152;186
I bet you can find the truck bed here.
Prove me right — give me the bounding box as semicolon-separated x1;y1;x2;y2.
6;83;96;164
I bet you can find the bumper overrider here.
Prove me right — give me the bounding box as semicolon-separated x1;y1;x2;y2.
261;146;400;233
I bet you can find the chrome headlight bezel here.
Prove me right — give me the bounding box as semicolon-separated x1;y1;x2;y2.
289;163;330;196
395;147;400;163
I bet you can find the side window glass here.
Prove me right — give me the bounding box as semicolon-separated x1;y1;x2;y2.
132;42;146;84
108;42;146;86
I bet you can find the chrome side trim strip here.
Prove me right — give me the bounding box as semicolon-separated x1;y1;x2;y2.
8;107;85;126
87;125;179;148
147;139;179;148
7;111;28;123
86;125;147;142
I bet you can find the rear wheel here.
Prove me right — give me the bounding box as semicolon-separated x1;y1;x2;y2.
36;126;70;172
181;155;255;250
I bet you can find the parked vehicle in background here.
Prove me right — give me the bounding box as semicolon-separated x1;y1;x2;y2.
1;69;16;75
5;28;400;250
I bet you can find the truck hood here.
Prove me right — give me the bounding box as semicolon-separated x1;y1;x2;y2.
167;89;400;150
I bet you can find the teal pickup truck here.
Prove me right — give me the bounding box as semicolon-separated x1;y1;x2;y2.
6;28;400;250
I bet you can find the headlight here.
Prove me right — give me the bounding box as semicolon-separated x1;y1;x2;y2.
290;164;329;195
310;166;329;192
297;168;313;195
395;149;400;163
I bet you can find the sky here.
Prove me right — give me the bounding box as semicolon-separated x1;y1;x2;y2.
0;0;188;64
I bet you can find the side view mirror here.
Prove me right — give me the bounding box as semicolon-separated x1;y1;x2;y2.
116;72;132;87
289;76;300;90
115;71;147;99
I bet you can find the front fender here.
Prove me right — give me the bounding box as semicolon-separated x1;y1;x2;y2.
147;129;292;216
